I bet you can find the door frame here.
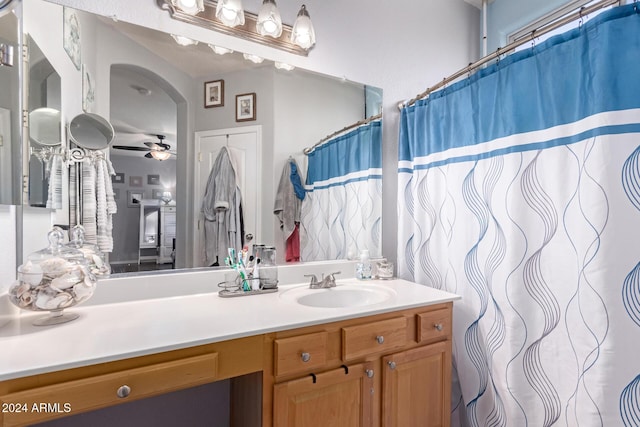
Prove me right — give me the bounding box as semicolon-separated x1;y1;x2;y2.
193;125;262;267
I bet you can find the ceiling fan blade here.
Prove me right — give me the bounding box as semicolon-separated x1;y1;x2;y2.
144;142;161;149
112;145;151;151
144;152;153;158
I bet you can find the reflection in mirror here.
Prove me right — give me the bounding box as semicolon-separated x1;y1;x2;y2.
27;37;62;208
22;0;383;278
0;2;21;205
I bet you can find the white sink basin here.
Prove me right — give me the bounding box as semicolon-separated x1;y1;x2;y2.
280;283;396;308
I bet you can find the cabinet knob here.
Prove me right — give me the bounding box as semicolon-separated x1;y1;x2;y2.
387;361;396;370
301;352;311;363
117;385;131;398
434;323;444;331
365;369;374;378
376;335;384;344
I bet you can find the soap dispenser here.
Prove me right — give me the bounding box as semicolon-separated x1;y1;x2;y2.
355;249;372;280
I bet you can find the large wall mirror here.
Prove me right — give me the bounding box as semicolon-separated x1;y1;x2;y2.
0;2;21;206
22;0;383;277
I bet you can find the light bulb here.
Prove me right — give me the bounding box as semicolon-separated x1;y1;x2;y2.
275;62;295;71
171;34;198;46
171;0;203;15
256;0;282;38
208;44;234;55
291;5;315;50
243;53;264;64
216;0;245;27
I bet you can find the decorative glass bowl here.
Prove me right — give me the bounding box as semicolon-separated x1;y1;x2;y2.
8;227;97;326
67;225;111;278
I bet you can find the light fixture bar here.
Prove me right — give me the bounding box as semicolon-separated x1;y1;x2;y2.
158;0;308;56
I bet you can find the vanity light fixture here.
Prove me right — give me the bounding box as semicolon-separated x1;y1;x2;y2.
171;34;199;46
170;0;204;15
150;150;172;161
243;53;264;64
274;62;294;71
291;5;315;50
208;44;234;55
216;0;245;27
256;0;282;38
158;0;313;56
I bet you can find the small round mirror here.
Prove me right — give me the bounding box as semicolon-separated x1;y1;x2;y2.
29;108;61;146
68;113;114;150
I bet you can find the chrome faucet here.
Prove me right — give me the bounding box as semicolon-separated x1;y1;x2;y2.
304;271;341;289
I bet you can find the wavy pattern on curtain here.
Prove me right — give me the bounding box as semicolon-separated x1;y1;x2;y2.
301;120;382;261
397;5;640;426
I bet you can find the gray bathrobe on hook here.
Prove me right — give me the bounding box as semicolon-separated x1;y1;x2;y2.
202;147;243;266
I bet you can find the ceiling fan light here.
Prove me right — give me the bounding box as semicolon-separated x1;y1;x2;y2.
216;0;245;28
171;34;198;46
243;53;264;64
256;0;282;38
291;5;315;50
171;0;203;15
208;44;234;55
150;150;172;161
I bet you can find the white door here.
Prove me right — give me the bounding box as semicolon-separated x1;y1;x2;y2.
193;126;261;267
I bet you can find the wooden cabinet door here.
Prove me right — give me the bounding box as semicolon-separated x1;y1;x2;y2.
273;363;375;427
382;342;451;427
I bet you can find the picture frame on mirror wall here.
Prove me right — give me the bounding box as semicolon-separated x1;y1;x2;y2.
204;80;224;108
63;7;81;70
236;93;256;122
127;190;144;207
147;174;160;185
129;176;143;187
112;172;125;184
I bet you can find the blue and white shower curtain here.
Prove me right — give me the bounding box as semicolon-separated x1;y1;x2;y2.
398;5;640;426
301;120;382;261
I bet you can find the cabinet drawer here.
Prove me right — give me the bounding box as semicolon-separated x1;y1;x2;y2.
274;332;328;377
342;317;407;361
0;353;218;427
416;309;451;343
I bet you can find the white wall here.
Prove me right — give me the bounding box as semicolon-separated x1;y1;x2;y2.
2;0;479;276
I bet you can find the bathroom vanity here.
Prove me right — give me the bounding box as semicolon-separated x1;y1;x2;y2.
0;275;458;427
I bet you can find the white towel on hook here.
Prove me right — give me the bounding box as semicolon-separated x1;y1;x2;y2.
81;160;97;245
95;155;117;252
46;154;63;210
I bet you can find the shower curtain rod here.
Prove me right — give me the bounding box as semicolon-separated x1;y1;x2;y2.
398;0;620;110
303;113;382;155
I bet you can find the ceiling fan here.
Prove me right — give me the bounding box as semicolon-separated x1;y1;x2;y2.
112;134;176;160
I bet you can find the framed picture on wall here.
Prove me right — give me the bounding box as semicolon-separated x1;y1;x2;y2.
147;174;160;185
204;80;224;108
152;189;163;200
113;188;120;200
129;176;143;187
112;172;125;184
127;190;143;207
63;7;81;70
236;93;256;122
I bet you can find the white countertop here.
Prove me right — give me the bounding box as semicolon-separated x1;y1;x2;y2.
0;276;459;382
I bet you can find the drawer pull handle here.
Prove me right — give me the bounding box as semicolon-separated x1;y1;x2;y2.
341;364;349;375
376;335;385;344
387;361;396;370
117;385;131;398
366;369;374;378
301;352;311;362
434;323;444;331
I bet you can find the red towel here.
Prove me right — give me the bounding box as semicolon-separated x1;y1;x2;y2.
286;223;300;262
